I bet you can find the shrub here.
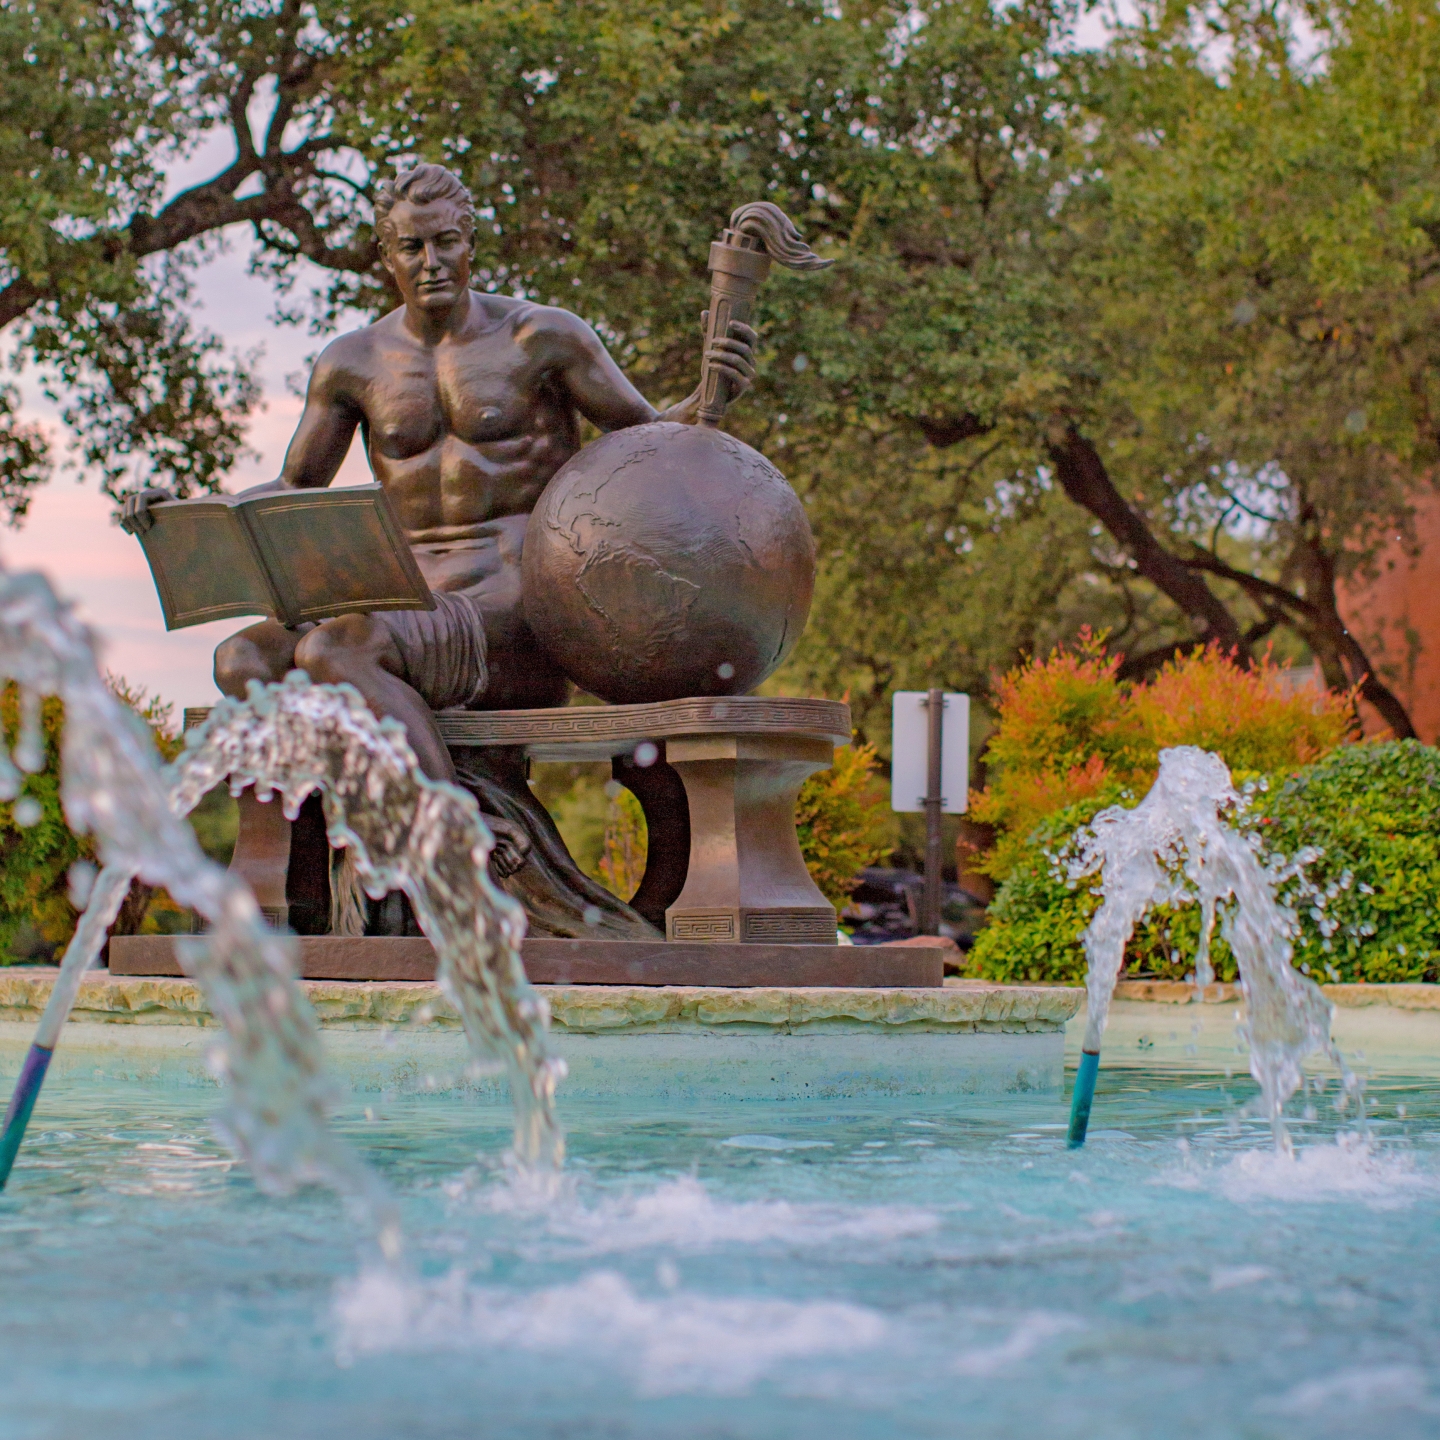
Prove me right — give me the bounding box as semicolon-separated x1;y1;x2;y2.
970;740;1440;987
1130;647;1352;778
795;740;892;909
966;785;1238;983
971;634;1353;882
1253;741;1440;984
1;677;186;963
969;629;1148;881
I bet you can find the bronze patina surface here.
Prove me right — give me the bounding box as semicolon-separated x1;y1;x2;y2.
520;204;832;706
123;163;758;779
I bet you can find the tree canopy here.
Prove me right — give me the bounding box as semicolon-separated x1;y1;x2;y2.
2;0;1434;741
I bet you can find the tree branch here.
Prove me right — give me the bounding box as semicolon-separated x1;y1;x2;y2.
915;412;991;448
1184;542;1417;738
1046;424;1249;654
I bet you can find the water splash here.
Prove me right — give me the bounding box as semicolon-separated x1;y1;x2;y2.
1068;746;1356;1151
172;672;565;1172
0;567;563;1229
0;570;392;1238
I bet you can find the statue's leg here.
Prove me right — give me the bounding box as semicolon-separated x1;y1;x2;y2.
293;614;455;781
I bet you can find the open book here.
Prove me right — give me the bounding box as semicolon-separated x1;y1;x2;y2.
135;485;435;631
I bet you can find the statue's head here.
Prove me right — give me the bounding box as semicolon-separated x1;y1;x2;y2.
374;163;476;314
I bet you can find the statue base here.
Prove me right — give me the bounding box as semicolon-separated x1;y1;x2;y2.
108;935;945;988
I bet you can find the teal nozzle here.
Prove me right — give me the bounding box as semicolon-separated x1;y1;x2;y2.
0;1043;54;1190
1067;1049;1101;1149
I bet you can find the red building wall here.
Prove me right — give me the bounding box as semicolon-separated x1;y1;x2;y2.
1340;495;1440;743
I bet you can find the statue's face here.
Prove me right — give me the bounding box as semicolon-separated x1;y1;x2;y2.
381;198;473;313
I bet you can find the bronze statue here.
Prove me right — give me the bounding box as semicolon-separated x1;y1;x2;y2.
122;163;757;786
123;167;841;942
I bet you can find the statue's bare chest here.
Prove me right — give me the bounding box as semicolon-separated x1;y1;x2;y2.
363;333;541;456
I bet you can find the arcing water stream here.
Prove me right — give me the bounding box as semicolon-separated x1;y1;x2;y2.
1066;746;1359;1150
0;565;563;1241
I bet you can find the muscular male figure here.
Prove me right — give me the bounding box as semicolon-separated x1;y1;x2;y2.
122;164;756;793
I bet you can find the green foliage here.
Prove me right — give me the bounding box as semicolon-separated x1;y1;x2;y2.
0;688;83;959
7;0;1439;747
598;787;648;903
1069;0;1440;698
794;740;892;908
1253;742;1440;984
0;0;261;516
0;676;207;963
528;761;612;881
971;740;1440;987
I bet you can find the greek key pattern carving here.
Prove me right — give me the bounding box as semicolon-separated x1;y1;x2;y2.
434;696;851;750
185;696;852;752
669;912;738;941
742;910;837;943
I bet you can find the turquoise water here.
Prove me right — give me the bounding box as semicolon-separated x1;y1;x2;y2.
4;1063;1440;1439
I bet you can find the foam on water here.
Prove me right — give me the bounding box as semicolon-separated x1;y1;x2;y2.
1261;1365;1440;1417
1161;1132;1439;1207
951;1311;1084;1376
533;1173;939;1254
333;1265;888;1396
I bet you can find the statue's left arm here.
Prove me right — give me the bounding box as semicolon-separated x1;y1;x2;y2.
532;308;756;430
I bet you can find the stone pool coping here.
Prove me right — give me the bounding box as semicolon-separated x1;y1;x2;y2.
1108;979;1440;1010
0;969;1080;1035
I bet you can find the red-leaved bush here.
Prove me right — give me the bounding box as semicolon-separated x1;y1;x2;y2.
971;632;1356;880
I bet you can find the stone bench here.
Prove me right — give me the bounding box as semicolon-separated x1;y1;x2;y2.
185;694;851;946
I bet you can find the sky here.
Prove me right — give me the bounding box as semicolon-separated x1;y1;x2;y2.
0;140;373;712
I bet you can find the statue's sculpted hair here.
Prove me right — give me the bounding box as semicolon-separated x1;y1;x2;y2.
373;163;476;247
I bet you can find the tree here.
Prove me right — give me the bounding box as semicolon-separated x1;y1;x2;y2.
7;0;1425;748
1045;0;1440;735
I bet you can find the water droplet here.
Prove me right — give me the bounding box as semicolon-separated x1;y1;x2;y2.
12;795;41;827
67;861;97;909
634;741;658;768
717;661;735;680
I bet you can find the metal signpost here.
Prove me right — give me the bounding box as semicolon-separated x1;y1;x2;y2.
891;691;970;934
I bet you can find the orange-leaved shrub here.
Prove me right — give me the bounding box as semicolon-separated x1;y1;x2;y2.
971;633;1355;881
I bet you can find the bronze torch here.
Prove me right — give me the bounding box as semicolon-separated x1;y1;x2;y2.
696;202;833;427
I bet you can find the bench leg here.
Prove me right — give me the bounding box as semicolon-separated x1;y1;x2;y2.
228;790;331;933
612;746;690;929
663;735;837;944
229;790;291;927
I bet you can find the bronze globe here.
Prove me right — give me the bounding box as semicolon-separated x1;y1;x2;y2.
520;421;816;705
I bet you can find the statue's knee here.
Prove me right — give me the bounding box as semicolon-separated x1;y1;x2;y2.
214;636;268;699
293;616;371;686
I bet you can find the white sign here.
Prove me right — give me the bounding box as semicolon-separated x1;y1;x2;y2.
890;692;970;814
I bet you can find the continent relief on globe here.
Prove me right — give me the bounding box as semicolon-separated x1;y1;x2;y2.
520;422;816;706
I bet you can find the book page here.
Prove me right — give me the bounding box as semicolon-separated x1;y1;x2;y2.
242;486;433;625
138;500;275;630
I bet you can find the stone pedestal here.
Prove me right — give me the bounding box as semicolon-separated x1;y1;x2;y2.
664;733;837;943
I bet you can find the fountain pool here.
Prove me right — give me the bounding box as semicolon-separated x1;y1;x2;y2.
4;1003;1439;1440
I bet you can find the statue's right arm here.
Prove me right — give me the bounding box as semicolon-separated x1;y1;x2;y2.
118;348;362;534
253;348;364;495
